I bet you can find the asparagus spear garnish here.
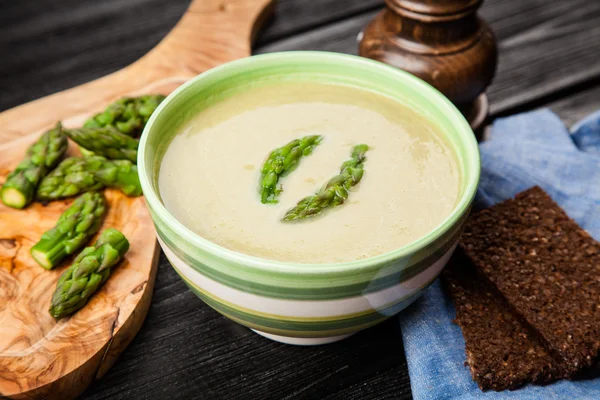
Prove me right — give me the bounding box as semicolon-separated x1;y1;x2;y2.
283;144;369;221
84;95;166;137
37;156;142;201
1;123;67;209
259;135;323;204
31;192;107;270
49;228;130;319
66;127;139;163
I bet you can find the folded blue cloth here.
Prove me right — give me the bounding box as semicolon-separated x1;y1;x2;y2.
399;109;600;400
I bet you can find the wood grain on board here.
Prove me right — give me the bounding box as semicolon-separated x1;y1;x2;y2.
0;0;274;398
0;183;157;399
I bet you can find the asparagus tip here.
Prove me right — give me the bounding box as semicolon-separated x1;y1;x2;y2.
79;146;95;157
48;306;63;320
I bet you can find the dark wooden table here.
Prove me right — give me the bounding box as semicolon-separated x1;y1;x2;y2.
2;0;600;398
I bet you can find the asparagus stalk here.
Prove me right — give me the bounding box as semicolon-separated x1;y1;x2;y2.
93;159;142;197
30;192;106;270
283;144;369;221
259;135;323;204
1;123;67;208
37;157;103;200
37;156;142;201
84;95;166;137
66;127;139;163
49;228;130;319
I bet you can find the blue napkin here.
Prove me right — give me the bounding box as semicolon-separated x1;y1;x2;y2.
399;109;600;400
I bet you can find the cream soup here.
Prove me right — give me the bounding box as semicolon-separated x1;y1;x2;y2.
158;82;460;263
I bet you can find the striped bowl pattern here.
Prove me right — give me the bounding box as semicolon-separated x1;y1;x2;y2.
139;52;480;345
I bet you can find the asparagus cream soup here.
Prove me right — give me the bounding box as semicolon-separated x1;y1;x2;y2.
159;82;460;264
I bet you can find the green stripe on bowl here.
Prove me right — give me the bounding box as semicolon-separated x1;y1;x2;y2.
222;310;389;339
168;257;436;335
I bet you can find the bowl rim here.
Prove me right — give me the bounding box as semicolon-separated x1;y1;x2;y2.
138;51;480;275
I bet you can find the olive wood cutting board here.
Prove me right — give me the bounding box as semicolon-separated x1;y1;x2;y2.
0;1;274;398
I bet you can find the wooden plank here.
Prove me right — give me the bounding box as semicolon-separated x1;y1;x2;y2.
256;0;600;119
255;12;375;54
0;0;383;112
83;254;412;400
488;78;600;128
257;0;383;44
546;83;600;127
3;0;600;118
480;0;579;41
0;0;191;111
485;0;600;115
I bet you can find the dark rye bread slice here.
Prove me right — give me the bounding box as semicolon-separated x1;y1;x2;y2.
443;258;568;391
459;186;600;374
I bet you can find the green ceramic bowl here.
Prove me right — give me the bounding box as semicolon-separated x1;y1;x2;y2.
139;51;480;345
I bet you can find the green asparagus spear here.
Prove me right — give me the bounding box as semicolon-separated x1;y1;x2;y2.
1;123;67;209
93;159;142;197
37;156;142;201
49;228;130;319
84;95;166;137
37;157;103;200
66;127;139;163
259;135;323;204
283;144;369;221
31;192;106;270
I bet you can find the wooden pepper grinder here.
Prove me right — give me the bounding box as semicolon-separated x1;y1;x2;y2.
359;0;497;132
